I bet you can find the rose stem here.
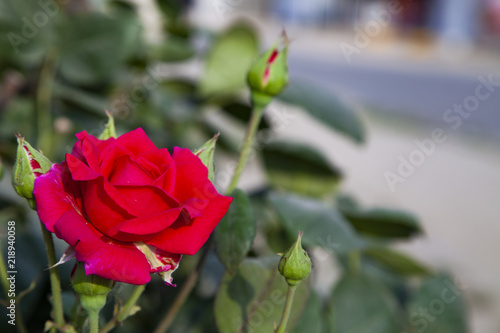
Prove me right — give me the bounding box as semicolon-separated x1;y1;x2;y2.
39;222;65;330
99;284;146;333
153;241;211;333
226;105;264;194
88;310;99;333
0;242;29;333
0;242;10;298
275;284;297;333
35;49;57;157
153;104;266;333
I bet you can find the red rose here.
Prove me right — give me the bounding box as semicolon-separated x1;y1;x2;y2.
33;128;232;285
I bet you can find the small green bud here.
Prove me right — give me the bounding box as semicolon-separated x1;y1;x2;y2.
98;111;117;140
71;262;114;313
11;135;52;209
247;31;289;108
278;232;311;286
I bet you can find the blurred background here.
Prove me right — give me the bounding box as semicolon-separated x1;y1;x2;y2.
160;0;500;332
0;0;499;332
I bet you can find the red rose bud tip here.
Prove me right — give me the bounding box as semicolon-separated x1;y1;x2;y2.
12;135;52;209
247;31;289;108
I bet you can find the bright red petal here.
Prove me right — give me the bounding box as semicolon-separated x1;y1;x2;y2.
33;163;80;233
113;128;157;156
54;210;151;285
148;194;232;255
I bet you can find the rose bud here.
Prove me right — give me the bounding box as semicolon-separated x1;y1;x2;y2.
71;261;114;313
278;232;311;286
12;135;52;209
247;31;289;108
33;128;232;286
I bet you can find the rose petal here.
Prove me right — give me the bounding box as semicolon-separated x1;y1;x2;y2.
148;194;232;255
153;165;176;194
136;148;174;177
99;145;134;179
170;147;211;203
34;163;81;233
54;210;151;285
108;155;155;185
67;154;138;218
113;128;157;156
114;185;179;216
107;207;183;242
135;242;181;286
72;131;114;164
79;179;136;234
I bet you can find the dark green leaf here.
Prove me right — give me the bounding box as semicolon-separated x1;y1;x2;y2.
150;37;194;62
406;274;468;333
364;246;432;277
291;291;323;333
262;141;342;198
200;23;258;97
329;273;400;333
340;207;421;239
278;81;365;143
214;256;310;333
215;189;256;273
221;102;270;130
58;13;141;85
268;192;361;254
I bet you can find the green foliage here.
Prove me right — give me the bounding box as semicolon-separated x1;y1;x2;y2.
278;81;366;143
262;141;342;198
214;257;310;333
215;189;256;274
364;246;432;277
0;1;467;332
328;273;401;333
406;274;468;333
268;192;361;254
200;23;259;97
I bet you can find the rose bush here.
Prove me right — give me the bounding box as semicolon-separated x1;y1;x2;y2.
33;128;232;285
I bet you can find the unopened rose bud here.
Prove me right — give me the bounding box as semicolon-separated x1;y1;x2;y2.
11;135;52;209
71;262;114;313
278;232;311;286
247;31;289;108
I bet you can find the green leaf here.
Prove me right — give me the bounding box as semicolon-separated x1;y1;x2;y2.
150;36;194;62
364;246;431;277
329;273;400;333
200;23;258;97
406;274;468;333
58;13;141;85
194;134;219;182
278;81;365;143
214;256;310;333
215;189;256;273
220;101;270;130
340;207;422;239
262;141;342;198
268;192;361;254
291;291;323;333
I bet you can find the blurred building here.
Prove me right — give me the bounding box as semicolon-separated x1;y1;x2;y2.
269;0;498;48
